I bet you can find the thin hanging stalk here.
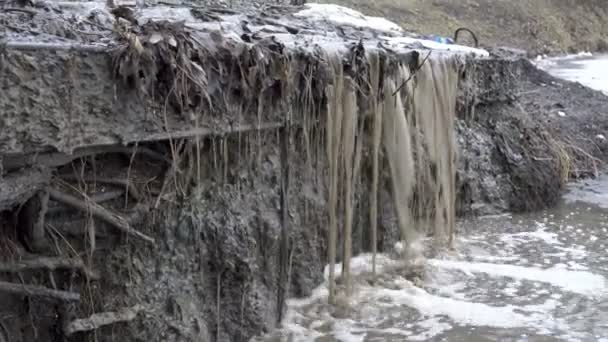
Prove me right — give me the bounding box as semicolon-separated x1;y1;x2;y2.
326;59;344;304
341;78;357;296
369;53;382;276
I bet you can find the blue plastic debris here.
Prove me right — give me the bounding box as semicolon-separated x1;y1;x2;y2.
430;35;455;45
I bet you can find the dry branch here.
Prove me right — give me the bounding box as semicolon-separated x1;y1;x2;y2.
4;145;169;172
48;188;155;244
0;280;80;302
0;257;99;280
59;175;143;202
64;304;145;336
126;121;289;144
47;189;124;216
1;8;37;15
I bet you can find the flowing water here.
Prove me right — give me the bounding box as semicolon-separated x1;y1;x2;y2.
254;176;608;341
253;55;608;342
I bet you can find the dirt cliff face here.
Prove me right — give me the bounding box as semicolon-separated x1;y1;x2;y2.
334;0;608;56
3;55;605;342
2;3;608;342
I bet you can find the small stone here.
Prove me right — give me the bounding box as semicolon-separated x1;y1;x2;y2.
596;134;606;141
557;111;566;117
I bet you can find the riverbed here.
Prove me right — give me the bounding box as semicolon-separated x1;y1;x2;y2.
253;55;608;342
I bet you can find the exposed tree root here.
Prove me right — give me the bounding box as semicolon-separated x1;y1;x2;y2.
0;280;80;302
48;189;125;215
64;304;145;336
59;175;144;202
3;145;169;172
48;188;155;244
0;257;99;280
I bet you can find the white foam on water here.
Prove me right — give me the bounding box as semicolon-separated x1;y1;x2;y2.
429;259;606;296
409;317;452;341
321;253;406;281
500;223;563;246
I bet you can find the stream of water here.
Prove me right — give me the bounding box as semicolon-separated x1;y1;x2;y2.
254;55;608;342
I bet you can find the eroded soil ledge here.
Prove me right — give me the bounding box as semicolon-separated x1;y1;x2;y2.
0;2;607;342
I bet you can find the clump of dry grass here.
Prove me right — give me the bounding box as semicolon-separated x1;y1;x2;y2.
111;20;209;116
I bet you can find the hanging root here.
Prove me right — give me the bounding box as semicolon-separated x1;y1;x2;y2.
340;77;357;296
368;52;382;278
325;56;345;305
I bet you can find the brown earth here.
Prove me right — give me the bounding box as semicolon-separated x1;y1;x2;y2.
332;0;608;55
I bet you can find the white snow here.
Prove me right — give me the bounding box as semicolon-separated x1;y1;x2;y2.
429;259;606;296
381;36;490;57
295;3;404;33
138;6;196;24
537;53;608;95
295;4;489;57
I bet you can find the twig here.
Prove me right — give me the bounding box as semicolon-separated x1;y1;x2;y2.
392;50;432;96
0;257;99;280
59;175;143;202
64;304;144;335
0;280;80;302
3;145;169;173
48;188;155;244
47;189;124;218
1;8;37;15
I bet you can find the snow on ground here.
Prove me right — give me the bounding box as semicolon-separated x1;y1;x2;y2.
537;52;608;95
294;3;404;33
295;3;490;57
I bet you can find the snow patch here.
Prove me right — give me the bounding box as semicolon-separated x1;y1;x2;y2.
295;3;403;33
381;36;490;57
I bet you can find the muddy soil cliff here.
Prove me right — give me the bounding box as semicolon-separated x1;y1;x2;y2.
2;54;605;342
1;4;608;342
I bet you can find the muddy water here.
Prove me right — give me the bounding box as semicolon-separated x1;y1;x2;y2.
253;177;608;342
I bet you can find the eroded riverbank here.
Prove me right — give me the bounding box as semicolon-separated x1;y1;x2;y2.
2;3;608;342
254;177;608;341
